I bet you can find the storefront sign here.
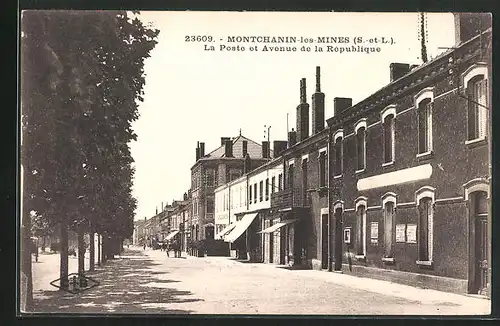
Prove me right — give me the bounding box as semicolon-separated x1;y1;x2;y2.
406;224;417;243
396;224;406;243
370;222;378;244
343;227;351;244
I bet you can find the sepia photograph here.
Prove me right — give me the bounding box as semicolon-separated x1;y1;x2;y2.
19;10;492;316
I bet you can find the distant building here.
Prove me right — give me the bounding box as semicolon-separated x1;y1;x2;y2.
190;135;272;241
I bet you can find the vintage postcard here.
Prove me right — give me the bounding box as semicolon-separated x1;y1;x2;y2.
20;11;492;315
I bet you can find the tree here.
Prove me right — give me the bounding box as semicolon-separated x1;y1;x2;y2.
21;10;159;309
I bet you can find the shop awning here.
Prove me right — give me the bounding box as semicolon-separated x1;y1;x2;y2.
224;212;259;243
259;219;298;234
165;230;180;240
215;223;237;240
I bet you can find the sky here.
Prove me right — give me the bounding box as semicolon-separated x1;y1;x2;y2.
131;11;456;220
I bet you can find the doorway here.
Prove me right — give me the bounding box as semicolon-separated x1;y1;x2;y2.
469;191;489;295
321;214;328;269
206;226;214;240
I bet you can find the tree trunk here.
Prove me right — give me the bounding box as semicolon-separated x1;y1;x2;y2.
77;230;85;275
97;234;101;266
59;222;69;289
89;233;95;271
20;205;33;312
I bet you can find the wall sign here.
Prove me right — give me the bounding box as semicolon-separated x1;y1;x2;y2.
343;227;351;244
406;224;417;243
370;222;378;244
396;224;406;243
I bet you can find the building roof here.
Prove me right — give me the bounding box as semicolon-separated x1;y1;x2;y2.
205;135;274;159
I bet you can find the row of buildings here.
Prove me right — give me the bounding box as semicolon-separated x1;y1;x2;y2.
135;13;491;297
213;14;492;297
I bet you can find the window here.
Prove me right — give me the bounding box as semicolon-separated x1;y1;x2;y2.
415;186;435;264
302;158;308;204
418;198;432;261
288;164;294;189
355;122;366;171
334;136;343;176
467;76;488;141
355;202;367;256
271;176;276;194
248;185;252;204
254;183;257;203
278;174;283;191
259;181;264;202
206;169;215;186
382;194;396;259
265;178;269;201
383;114;395;164
319;151;326;187
415;89;434;155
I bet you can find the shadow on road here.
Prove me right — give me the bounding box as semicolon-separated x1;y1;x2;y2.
31;248;202;314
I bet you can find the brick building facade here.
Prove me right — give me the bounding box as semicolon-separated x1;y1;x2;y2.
325;18;491;295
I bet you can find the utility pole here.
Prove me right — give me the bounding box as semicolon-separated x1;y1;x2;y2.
419;12;429;63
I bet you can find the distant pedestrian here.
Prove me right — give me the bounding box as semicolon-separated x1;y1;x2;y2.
143;243;146;250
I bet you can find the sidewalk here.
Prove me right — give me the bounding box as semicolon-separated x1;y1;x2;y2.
229;258;491;314
30;247;201;314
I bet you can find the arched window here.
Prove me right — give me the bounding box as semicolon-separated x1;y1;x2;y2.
382;193;397;259
355;197;368;256
333;130;343;177
415;88;434;155
463;65;488;142
381;105;396;165
355;119;367;172
415;187;435;264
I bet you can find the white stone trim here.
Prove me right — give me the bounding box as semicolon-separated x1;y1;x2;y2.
414;87;435;106
320;207;329;215
287;159;295;166
333;201;344;211
415;188;435;262
357;164;432;191
463;178;490;200
354;118;367;134
415;186;436;204
355;196;368;211
381;104;397;121
302;154;309;161
333;129;344;142
462;63;489;88
319;147;327;154
381;192;397;207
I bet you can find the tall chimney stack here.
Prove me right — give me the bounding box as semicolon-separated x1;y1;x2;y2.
196;141;200;161
312;66;325;134
296;78;310;142
224;139;233;157
199;142;205;158
261;141;270;159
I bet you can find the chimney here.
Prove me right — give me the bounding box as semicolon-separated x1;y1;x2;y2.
183;192;188;201
454;13;491;45
199;142;205;158
221;137;230;146
224;139;233;157
273;140;288;158
262;141;270;159
333;97;352;117
389;63;410;82
196;141;200;161
312;66;325;134
161;202;164;212
296;78;310;142
242;140;248;157
288;128;297;147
